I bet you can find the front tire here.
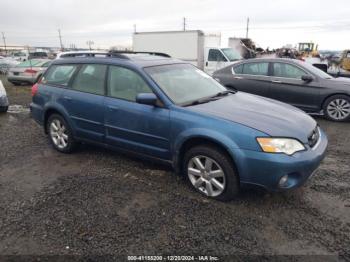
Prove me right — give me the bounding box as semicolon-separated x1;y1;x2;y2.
0;106;8;113
323;95;350;122
183;145;239;201
47;114;76;153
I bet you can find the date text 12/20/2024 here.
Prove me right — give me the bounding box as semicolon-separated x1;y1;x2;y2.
127;255;219;261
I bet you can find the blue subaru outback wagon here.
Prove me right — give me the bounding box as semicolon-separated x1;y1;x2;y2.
30;52;328;201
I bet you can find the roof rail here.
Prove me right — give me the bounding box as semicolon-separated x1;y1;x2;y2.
58;51;171;59
108;50;171;58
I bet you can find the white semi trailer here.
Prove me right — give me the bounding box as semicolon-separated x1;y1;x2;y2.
133;30;241;75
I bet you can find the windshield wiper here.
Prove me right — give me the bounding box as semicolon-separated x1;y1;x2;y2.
182;90;236;107
210;90;236;99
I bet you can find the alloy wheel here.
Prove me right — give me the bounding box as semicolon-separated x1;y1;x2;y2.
327;99;350;120
187;155;226;197
50;119;69;149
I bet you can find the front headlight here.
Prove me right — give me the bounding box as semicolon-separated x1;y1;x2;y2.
256;137;305;155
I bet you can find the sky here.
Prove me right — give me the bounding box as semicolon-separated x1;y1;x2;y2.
1;0;350;50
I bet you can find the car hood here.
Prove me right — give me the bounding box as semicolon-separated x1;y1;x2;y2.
187;92;316;143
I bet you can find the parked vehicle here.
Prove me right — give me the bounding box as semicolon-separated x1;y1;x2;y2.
30;52;327;201
297;42;328;72
7;59;51;85
0;80;9;112
133;30;241;75
213;58;350;122
340;50;350;71
28;51;48;60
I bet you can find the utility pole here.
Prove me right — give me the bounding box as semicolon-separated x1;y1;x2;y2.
86;40;94;50
1;32;7;55
183;17;186;31
58;29;63;51
245;17;249;38
133;24;137;33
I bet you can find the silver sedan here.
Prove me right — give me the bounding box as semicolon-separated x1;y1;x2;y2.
7;59;51;85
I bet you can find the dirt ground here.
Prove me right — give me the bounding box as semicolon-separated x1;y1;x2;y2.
0;75;349;261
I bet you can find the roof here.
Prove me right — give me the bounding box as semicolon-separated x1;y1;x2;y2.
235;57;305;65
52;53;185;68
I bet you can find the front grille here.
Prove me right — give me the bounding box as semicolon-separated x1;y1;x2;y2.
308;126;319;148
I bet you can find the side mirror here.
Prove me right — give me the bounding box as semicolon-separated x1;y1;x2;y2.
136;93;158;106
301;75;313;82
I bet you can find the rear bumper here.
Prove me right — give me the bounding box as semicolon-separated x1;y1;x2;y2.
30;102;44;125
7;75;36;83
233;128;328;191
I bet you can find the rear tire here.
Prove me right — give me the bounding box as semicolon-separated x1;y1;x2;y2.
183;145;239;201
323;95;350;122
47;114;76;153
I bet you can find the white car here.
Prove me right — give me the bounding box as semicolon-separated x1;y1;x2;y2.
0;80;9;112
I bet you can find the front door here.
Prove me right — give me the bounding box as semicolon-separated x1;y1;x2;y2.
269;62;320;112
104;65;171;160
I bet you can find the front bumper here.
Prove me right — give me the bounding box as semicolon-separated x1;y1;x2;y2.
7;75;36;84
233;128;328;191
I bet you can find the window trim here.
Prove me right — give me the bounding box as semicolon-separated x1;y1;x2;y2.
69;63;108;96
271;62;309;80
106;64;164;106
42;63;80;89
232;62;270;77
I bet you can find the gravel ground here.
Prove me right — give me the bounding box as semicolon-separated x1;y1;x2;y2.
0;75;349;261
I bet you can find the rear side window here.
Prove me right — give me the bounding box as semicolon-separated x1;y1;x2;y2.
108;66;153;102
242;62;269;76
273;63;306;79
43;65;78;86
71;64;107;95
208;49;227;62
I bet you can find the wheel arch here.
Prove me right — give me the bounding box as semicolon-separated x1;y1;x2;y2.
321;93;350;109
43;106;72;134
175;135;240;181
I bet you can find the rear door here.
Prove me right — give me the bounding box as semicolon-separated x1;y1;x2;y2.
229;61;271;97
60;63;107;142
104;65;171;160
269;62;320;112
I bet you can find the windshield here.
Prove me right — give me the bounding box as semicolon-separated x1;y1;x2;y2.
145;64;226;105
301;62;333;79
221;48;242;61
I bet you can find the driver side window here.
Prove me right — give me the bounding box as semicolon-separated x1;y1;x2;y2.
107;66;153;102
208;49;227;62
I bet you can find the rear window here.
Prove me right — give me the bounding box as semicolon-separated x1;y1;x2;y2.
17;60;43;67
42;65;78;86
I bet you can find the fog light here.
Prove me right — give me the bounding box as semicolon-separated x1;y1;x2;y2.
279;175;289;187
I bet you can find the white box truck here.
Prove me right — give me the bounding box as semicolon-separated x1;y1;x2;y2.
133;30;241;75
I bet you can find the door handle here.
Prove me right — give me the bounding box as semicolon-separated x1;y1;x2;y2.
107;105;119;111
205;61;208;67
271;80;282;83
233;76;243;80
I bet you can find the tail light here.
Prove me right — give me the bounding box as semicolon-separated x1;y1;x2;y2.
25;69;38;74
31;83;39;97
